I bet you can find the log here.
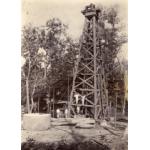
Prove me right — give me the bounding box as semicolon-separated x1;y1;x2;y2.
103;126;120;136
71;118;95;124
123;126;128;139
22;113;51;131
75;123;95;129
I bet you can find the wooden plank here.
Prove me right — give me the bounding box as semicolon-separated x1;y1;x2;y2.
79;73;93;75
78;88;99;91
71;104;102;107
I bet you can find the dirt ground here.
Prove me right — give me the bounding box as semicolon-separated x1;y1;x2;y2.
22;118;127;149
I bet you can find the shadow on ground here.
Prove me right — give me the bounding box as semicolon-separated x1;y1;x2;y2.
21;139;110;150
22;118;127;150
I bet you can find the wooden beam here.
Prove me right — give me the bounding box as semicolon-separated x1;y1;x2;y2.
77;60;93;74
93;15;98;120
82;47;94;58
78;88;99;91
85;98;94;105
75;75;94;88
71;104;102;108
81;62;94;73
78;76;94;89
84;31;93;42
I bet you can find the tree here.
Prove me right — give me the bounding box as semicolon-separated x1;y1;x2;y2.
22;25;46;113
96;5;128;116
21;18;78;113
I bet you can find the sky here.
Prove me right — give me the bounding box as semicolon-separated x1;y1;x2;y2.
22;0;128;60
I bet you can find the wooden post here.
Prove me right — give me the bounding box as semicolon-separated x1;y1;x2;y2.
93;15;98;120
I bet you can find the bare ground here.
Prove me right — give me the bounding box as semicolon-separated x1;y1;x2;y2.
22;118;127;150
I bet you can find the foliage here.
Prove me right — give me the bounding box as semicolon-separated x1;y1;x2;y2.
96;5;128;109
21;18;79;112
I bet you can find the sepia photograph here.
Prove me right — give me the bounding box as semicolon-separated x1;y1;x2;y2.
21;0;128;149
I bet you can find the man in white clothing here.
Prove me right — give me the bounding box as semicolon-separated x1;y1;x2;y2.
77;106;80;114
65;108;68;118
56;109;60;118
81;95;86;105
74;93;80;104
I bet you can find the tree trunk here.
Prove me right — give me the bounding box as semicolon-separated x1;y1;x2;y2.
31;77;38;113
26;78;30;113
109;101;112;117
123;70;127;116
122;97;126;116
105;89;109;118
38;97;40;113
44;66;47;79
26;53;31;113
53;88;55;117
114;93;118;127
30;97;34;113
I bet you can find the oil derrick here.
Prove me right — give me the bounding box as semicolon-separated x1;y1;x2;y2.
69;4;108;120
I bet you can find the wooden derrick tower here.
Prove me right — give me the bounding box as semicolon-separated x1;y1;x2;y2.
68;4;108;120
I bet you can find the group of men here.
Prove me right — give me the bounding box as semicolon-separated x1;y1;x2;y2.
56;92;86;118
74;93;86;105
56;108;68;118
